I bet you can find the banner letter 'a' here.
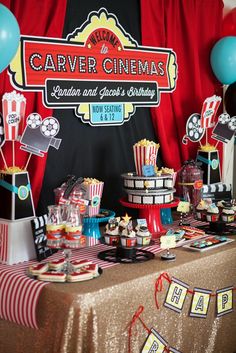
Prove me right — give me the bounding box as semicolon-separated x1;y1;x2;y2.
216;286;233;317
190;288;212;318
164;277;189;313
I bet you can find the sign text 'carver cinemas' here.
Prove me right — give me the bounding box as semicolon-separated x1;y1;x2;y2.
29;53;165;77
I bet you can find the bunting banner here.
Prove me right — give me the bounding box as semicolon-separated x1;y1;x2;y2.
127;272;235;353
154;272;234;319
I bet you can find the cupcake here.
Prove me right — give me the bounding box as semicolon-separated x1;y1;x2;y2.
206;203;219;222
221;207;235;223
104;217;120;245
121;222;137;247
136;225;152;246
119;214;132;233
195;200;208;221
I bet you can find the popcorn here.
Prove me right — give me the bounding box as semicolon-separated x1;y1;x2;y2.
161;167;174;175
133;139;159;176
83;177;101;184
134;139;160;148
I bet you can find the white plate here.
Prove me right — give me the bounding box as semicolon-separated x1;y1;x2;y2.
183;237;234;252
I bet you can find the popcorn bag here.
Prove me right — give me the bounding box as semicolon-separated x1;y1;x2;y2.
133;139;159;176
81;178;104;217
2;91;26;141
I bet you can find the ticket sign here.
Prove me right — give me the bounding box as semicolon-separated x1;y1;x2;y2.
216;286;233;317
9;8;177;127
164;277;189;313
190;288;212;318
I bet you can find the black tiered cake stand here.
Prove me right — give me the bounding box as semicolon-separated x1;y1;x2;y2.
98;246;154;264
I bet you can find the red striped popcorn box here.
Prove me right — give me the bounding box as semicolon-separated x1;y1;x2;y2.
0;218;36;265
2;91;26;141
133;139;159;176
82;179;104;217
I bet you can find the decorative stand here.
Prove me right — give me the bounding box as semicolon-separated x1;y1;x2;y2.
120;197;179;239
82;209;115;244
98;246;154;264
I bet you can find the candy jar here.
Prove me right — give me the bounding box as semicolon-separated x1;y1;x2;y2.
64;204;85;248
177;160;203;207
46;205;64;248
64;204;86;273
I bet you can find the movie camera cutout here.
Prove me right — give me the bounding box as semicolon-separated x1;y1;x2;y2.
20;113;62;157
212;113;236;144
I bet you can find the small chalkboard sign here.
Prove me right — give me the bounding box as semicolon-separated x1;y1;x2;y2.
31;214;57;261
142;165;155;177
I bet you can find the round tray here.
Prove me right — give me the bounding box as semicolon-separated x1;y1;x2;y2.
98;247;154;264
82;209;115;239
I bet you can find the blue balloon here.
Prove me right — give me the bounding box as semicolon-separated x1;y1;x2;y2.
0;4;20;73
210;36;236;85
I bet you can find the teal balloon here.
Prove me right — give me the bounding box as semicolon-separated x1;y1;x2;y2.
0;4;20;73
210;36;236;85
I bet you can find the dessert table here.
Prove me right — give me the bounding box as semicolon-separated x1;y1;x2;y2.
1;227;236;353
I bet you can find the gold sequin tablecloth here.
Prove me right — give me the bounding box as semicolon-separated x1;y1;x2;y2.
1;241;236;353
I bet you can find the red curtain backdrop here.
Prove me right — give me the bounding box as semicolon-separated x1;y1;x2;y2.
0;0;67;206
141;0;224;171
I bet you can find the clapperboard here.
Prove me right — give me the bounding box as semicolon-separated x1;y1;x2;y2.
202;183;232;202
31;215;57;261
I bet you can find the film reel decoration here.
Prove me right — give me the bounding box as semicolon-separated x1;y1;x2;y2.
182;113;205;144
228;116;236;131
218;113;230;124
27;113;42;129
41;117;60;137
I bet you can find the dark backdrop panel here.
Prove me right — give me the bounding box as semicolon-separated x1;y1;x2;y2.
37;0;161;216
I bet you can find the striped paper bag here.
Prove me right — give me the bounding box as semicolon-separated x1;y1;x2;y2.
82;179;104;217
2;91;26;141
133;139;159;176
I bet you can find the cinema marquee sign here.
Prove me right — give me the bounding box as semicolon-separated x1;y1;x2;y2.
9;8;178;126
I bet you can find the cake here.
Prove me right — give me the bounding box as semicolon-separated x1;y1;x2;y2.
71;259;92;270
122;139;175;205
120;223;137;247
29;263;48;276
136;225;151;246
104;217;120;245
66;270;93;282
84;263;99;277
221;207;235;223
49;258;66;270
195;200;208;221
206;204;219;222
38;271;66;282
